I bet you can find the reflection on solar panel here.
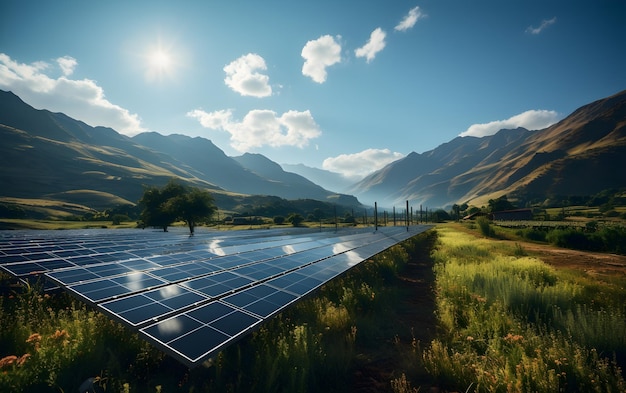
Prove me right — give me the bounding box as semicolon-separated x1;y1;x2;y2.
0;225;431;367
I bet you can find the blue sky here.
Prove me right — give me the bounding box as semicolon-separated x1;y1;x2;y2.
1;1;624;180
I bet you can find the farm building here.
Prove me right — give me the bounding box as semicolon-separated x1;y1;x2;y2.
490;208;533;221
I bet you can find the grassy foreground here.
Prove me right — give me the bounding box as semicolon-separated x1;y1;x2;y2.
416;223;626;392
0;224;624;392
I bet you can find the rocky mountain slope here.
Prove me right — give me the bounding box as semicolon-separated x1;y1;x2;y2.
350;89;626;208
0;90;360;210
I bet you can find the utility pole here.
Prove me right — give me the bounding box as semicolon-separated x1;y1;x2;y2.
374;202;378;231
406;200;409;231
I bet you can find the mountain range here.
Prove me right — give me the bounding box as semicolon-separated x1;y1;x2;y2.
0;89;359;213
348;89;626;208
1;88;625;215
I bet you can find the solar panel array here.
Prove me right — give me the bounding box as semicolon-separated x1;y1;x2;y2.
0;225;431;367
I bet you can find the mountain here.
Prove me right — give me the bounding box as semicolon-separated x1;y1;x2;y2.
3;87;624;214
281;163;353;194
351;89;626;208
132;135;359;204
234;154;356;205
0;90;361;212
0;91;216;209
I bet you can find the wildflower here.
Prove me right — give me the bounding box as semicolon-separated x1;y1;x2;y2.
16;353;31;366
50;329;70;342
504;333;524;343
26;333;42;343
26;333;42;350
0;355;18;368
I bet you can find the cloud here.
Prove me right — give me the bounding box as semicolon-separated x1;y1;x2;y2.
187;108;322;151
223;53;272;97
323;148;405;179
459;110;561;137
526;17;557;35
0;53;144;135
301;35;342;83
395;6;426;32
355;28;387;63
57;56;77;76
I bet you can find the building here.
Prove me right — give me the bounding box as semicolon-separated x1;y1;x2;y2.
489;208;533;221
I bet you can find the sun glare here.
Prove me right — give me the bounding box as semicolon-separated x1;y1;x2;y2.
144;44;177;83
149;50;171;70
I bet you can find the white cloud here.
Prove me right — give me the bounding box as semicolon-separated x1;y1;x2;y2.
301;35;341;83
526;17;557;35
57;56;77;76
395;6;426;32
0;53;144;135
355;28;387;63
459;110;561;137
223;53;272;97
187;108;322;152
323;148;405;179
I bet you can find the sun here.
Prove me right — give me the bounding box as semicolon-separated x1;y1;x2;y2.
144;44;176;83
149;50;171;71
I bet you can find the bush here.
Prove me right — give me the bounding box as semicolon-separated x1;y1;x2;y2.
111;214;131;225
518;228;547;242
476;217;495;238
545;227;626;254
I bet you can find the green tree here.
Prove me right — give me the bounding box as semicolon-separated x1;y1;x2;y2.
487;195;515;213
287;213;304;227
138;180;215;233
166;188;216;234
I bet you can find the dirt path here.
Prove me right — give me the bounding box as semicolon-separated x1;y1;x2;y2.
520;241;626;276
351;243;439;392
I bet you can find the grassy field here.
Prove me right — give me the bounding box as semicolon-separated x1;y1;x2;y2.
415;223;626;392
0;218;137;230
0;224;624;392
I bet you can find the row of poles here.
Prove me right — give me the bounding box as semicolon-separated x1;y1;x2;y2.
353;201;432;232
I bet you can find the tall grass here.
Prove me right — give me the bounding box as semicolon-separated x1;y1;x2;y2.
421;224;625;392
0;281;162;392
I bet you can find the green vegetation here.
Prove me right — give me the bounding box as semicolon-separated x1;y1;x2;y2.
418;224;625;392
2;224;625;392
476;216;496;238
513;225;626;255
138;179;216;234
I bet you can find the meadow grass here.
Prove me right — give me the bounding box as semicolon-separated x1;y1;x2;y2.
421;223;626;392
0;218;137;230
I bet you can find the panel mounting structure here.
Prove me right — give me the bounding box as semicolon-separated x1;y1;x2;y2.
0;225;431;367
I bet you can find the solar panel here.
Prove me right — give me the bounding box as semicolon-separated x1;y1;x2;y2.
0;225;432;367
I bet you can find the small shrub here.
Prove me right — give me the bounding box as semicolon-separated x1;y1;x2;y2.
513;243;527;256
111;214;130;225
476;217;495;238
520;228;547;242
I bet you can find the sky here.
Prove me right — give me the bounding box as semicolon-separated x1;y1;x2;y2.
1;1;625;180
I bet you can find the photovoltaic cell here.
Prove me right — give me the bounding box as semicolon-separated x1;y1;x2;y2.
0;225;432;367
